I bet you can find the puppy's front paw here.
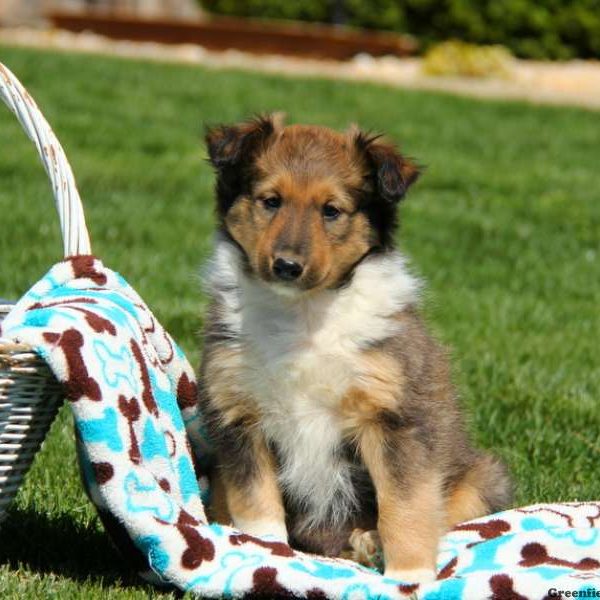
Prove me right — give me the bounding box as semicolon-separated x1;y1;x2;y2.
234;518;288;543
384;567;436;585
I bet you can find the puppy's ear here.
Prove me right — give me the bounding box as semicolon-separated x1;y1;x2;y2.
205;113;282;170
205;114;282;217
352;129;421;203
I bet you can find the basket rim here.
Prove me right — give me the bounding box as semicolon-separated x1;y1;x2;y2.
0;341;36;353
0;61;91;257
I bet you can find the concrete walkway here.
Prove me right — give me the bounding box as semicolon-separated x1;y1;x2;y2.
1;26;599;110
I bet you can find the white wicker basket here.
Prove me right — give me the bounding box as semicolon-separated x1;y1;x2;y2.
0;62;91;523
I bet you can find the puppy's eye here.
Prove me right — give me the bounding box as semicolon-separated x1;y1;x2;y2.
322;204;341;221
262;196;282;211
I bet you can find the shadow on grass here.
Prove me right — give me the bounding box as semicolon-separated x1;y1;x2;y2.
0;507;153;590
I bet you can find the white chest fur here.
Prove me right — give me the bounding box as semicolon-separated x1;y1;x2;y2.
240;292;365;528
205;240;420;527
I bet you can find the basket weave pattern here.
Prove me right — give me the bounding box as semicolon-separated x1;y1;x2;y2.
0;62;92;522
0;305;63;518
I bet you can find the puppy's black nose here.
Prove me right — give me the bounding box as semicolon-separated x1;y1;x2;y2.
272;257;304;281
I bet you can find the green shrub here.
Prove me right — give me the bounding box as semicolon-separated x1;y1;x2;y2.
423;40;515;78
201;0;329;22
200;0;600;59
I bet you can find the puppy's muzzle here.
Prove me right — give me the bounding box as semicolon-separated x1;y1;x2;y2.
272;256;304;281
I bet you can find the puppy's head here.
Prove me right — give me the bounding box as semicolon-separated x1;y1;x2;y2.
205;114;420;293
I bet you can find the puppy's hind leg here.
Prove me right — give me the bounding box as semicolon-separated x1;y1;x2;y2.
345;529;384;572
446;453;513;529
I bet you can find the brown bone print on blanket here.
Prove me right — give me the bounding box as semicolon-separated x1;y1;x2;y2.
135;308;161;368
518;503;600;528
520;543;600;570
43;329;101;401
135;312;175;366
130;339;159;417
141;311;156;334
489;574;528;600
30;298;97;310
229;533;295;558
454;519;511;541
397;583;419;595
75;307;117;336
159;328;174;365
581;503;600;527
305;590;328;600
31;298;116;336
437;556;458;580
92;462;114;485
69;255;108;286
248;567;296;599
247;568;329;599
118;395;142;464
177;372;198;410
176;510;215;569
165;430;177;457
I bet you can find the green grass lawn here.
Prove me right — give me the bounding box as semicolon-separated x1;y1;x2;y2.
0;45;599;598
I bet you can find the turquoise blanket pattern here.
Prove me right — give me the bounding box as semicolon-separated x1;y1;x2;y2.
1;256;599;599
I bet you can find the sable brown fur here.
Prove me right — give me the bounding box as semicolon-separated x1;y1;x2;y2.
199;114;512;582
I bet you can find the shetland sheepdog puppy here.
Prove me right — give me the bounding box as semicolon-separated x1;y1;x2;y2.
198;114;511;584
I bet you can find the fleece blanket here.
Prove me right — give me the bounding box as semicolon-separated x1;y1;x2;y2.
1;256;599;599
